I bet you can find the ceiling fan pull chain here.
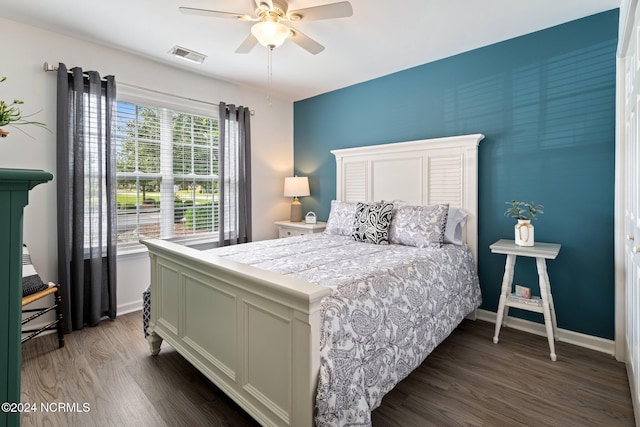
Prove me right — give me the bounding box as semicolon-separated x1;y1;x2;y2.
267;46;274;107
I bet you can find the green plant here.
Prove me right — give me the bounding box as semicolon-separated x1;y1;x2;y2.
184;203;214;231
0;76;48;137
504;200;544;221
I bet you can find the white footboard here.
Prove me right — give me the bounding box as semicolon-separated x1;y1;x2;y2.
141;239;331;427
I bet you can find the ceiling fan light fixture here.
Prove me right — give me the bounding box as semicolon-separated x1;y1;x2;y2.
251;21;291;49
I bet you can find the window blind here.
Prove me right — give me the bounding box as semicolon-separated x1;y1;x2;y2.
115;101;219;247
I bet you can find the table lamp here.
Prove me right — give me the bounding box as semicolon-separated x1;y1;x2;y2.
283;176;310;222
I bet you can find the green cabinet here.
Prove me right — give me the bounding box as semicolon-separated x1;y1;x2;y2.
0;168;53;427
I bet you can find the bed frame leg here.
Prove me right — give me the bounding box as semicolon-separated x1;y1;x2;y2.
147;331;163;356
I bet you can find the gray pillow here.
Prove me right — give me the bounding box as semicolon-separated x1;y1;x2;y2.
389;203;449;248
325;200;358;236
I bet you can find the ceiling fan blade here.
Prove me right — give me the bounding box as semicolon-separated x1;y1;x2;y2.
235;34;259;54
179;7;254;21
287;1;353;21
288;28;325;55
254;0;274;12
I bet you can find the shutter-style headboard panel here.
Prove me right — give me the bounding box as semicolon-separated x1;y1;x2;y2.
343;161;368;202
331;134;484;262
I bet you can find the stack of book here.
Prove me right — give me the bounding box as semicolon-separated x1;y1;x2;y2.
509;293;542;306
509;285;542;306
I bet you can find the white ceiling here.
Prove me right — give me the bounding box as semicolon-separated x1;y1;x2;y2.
1;0;619;102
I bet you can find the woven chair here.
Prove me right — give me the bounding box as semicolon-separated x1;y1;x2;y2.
22;245;64;347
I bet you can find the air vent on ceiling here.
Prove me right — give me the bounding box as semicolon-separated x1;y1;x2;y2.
169;45;207;64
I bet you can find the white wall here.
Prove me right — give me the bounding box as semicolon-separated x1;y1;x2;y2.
0;17;294;316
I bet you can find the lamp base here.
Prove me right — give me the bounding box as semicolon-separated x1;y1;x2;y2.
290;198;303;222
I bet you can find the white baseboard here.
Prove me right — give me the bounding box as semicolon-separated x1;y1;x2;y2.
117;299;143;316
476;309;615;356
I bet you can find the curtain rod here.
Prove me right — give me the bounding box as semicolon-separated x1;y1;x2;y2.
43;62;255;116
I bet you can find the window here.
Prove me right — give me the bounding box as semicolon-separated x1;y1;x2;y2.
115;99;219;248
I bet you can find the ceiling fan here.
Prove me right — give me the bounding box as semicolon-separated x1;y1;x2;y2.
179;0;353;55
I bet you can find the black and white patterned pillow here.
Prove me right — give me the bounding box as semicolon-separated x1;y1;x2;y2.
351;202;394;245
143;286;151;338
389;203;449;248
22;245;49;297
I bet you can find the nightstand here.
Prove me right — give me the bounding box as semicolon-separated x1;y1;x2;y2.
490;239;561;361
275;220;326;238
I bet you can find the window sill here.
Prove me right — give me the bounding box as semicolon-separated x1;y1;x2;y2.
117;235;219;261
116;245;149;260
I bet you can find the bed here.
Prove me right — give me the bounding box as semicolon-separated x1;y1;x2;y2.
141;133;484;426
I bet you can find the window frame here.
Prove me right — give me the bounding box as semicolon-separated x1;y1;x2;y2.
115;85;221;254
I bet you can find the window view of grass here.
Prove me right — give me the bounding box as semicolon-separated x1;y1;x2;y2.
116;191;214;209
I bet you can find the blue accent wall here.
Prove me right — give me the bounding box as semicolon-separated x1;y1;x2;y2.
293;9;619;339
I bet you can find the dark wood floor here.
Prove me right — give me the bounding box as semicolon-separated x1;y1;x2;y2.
20;312;634;426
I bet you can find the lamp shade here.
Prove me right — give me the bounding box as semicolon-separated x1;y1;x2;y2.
284;176;310;197
251;21;291;48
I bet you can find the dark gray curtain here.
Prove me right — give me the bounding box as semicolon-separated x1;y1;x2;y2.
56;63;117;332
218;103;252;246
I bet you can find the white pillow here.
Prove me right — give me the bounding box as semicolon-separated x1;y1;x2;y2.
444;207;468;245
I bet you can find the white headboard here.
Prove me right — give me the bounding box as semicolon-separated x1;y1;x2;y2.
331;134;484;263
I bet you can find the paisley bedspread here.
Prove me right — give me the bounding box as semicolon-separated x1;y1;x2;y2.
207;233;481;426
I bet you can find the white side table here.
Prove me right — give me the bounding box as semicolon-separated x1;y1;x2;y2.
275;220;326;238
490;239;561;361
